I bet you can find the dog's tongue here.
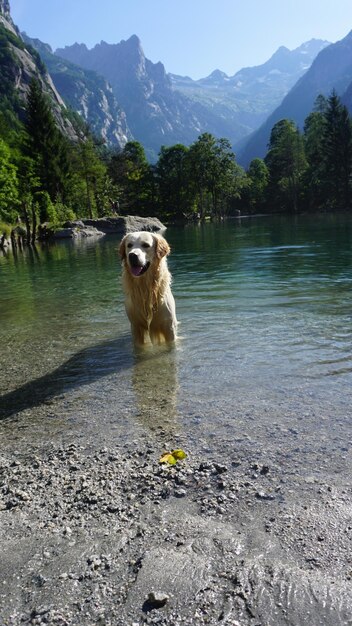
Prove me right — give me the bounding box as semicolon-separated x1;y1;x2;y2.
131;265;144;277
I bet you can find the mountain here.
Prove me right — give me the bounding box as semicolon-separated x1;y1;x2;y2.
56;36;327;160
174;39;328;95
170;39;329;142
0;0;335;163
0;0;77;139
239;31;352;166
22;34;131;148
0;0;11;23
228;40;329;93
56;36;208;159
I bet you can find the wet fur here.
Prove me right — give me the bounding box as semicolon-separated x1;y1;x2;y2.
119;232;177;346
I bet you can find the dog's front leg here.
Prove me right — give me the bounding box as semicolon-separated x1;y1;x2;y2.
130;323;149;347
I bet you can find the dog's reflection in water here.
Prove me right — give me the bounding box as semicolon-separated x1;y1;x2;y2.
131;345;179;435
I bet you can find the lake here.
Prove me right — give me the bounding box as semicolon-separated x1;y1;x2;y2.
0;213;351;482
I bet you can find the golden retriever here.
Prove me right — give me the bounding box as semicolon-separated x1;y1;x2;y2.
119;231;177;346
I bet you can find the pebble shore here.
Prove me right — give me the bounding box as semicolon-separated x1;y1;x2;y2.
1;437;351;625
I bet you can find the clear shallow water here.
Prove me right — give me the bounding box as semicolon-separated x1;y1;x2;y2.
0;215;351;478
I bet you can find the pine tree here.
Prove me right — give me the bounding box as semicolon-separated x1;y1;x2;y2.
24;78;71;202
0;137;19;223
321;91;352;209
303;109;326;210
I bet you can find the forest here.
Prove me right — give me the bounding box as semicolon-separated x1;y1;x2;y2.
0;77;352;242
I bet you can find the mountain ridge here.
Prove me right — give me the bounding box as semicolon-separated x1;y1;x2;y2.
2;0;348;167
56;35;328;159
239;30;352;166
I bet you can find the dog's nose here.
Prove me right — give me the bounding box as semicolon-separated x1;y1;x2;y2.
129;252;140;267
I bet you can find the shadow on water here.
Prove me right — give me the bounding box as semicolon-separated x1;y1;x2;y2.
0;335;133;421
0;335;179;436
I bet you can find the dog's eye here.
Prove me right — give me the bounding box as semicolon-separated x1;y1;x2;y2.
127;243;133;249
142;243;151;249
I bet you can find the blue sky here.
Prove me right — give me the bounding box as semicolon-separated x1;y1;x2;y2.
9;0;352;79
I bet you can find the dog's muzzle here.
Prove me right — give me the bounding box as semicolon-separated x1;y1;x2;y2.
128;252;150;277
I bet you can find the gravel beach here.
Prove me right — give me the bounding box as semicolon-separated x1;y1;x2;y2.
1;434;351;625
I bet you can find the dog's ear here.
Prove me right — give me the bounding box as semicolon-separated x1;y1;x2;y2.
118;236;127;260
155;234;170;259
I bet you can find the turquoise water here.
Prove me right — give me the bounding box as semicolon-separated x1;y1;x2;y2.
0;214;351;477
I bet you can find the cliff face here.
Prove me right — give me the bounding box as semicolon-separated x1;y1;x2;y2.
0;0;11;19
0;0;19;38
0;2;77;140
57;36;207;158
24;35;131;148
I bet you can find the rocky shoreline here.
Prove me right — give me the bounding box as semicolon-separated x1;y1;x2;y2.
52;216;166;240
0;216;166;252
1;436;351;625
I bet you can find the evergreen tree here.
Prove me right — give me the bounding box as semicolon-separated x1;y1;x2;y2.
265;119;307;212
321;91;352;209
0;137;19;223
24;78;71;202
187;133;214;217
303;108;326;210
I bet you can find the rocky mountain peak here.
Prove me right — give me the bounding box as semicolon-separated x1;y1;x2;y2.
199;69;229;86
57;34;148;82
295;38;331;55
272;45;290;57
263;45;298;70
0;0;10;18
57;42;89;68
123;34;142;48
0;0;18;35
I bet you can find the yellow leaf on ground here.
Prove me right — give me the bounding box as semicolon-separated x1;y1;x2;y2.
160;453;177;465
171;449;187;460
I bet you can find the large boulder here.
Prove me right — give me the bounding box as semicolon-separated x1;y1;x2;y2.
53;224;104;239
80;216;166;234
124;215;166;233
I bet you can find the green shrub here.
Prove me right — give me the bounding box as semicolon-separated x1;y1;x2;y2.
53;202;76;224
33;191;54;223
0;221;13;238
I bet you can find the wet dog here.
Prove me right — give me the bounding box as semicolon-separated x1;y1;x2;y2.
119;231;177;346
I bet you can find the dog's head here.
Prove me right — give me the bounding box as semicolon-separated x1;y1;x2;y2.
119;231;170;277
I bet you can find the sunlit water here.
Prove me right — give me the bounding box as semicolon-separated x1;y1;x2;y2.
1;214;351;479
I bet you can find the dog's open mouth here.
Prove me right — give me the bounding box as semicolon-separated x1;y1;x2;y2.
130;262;150;277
